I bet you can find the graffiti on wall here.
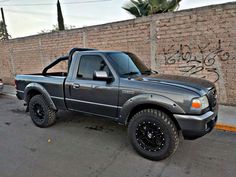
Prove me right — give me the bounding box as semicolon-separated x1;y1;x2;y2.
163;40;235;83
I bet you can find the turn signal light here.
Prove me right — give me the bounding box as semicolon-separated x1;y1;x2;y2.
191;96;209;109
191;100;201;108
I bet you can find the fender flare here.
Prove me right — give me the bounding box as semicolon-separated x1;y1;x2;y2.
119;93;185;125
24;83;57;110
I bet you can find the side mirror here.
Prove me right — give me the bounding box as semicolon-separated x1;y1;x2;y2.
93;71;113;82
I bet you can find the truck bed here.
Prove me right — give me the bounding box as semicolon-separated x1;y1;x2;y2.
15;73;67;109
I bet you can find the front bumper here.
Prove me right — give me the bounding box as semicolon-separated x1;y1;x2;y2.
174;110;218;140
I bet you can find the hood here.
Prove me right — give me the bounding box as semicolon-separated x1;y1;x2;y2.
136;74;215;95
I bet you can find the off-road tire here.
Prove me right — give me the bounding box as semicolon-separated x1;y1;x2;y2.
128;109;179;161
29;95;56;128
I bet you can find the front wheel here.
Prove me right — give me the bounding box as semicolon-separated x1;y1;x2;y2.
29;95;56;128
128;109;179;161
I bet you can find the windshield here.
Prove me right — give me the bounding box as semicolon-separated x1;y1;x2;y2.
107;52;150;77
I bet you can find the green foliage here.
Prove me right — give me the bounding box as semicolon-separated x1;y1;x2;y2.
38;24;76;34
123;0;182;17
123;0;149;17
0;21;10;40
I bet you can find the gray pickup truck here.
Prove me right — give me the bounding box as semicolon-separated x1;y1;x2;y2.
15;48;218;160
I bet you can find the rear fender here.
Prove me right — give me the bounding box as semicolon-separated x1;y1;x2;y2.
24;83;57;111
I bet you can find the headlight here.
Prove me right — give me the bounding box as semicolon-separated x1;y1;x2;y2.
191;95;209;109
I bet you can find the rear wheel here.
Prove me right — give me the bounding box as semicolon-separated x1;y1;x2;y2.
29;95;56;128
128;109;179;161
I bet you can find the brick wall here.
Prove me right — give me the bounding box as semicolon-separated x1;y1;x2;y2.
0;2;235;105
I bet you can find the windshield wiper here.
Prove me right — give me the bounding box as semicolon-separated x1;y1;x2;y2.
142;69;158;74
122;71;140;76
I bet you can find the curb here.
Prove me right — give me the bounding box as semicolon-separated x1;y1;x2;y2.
215;124;236;133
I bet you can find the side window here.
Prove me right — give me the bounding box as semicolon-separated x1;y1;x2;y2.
77;55;111;80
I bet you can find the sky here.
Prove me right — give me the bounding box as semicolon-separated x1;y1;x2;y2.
0;0;235;38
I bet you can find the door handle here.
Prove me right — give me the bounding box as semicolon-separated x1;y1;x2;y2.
72;83;80;89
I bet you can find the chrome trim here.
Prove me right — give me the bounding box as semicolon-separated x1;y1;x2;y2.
66;98;122;109
16;90;24;93
51;96;64;100
174;111;215;121
68;108;116;119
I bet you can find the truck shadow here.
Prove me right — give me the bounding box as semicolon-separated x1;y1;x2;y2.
55;110;125;134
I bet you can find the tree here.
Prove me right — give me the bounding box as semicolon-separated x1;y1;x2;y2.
0;21;10;40
0;21;4;40
123;0;182;17
38;24;75;34
57;0;65;31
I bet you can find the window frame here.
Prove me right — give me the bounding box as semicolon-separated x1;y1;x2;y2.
76;54;114;81
107;52;149;78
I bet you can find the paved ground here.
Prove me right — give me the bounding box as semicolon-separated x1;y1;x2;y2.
0;94;236;177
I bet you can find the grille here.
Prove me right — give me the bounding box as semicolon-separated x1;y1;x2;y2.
207;88;217;110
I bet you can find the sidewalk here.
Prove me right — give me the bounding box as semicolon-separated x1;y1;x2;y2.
2;85;16;97
216;105;236;132
2;85;236;132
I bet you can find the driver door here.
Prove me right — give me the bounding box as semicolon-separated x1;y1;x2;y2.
65;54;119;118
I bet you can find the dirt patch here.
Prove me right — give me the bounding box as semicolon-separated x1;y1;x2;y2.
85;125;114;133
29;148;37;152
86;125;104;131
5;122;11;126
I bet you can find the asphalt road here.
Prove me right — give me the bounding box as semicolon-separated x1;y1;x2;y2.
0;94;236;177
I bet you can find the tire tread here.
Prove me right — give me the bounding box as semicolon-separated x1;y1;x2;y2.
29;95;56;127
128;108;179;160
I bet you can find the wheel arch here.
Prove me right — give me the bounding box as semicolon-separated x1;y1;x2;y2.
119;94;185;130
126;103;181;130
24;83;57;111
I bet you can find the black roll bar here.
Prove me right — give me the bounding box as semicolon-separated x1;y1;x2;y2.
42;48;96;75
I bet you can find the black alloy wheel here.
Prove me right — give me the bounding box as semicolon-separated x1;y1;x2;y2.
29;95;57;128
128;109;179;161
136;120;166;152
32;103;45;124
